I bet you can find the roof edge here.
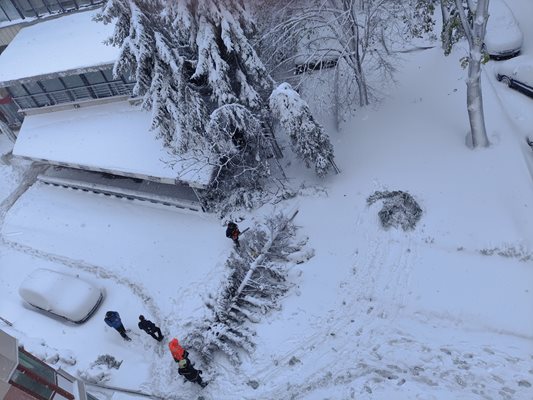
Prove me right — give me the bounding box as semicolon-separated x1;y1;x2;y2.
0;62;116;88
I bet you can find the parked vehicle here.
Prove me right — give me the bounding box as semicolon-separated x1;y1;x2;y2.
496;56;533;99
485;0;523;60
19;268;104;323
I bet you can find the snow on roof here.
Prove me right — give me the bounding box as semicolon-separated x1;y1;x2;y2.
0;9;119;86
12;101;214;188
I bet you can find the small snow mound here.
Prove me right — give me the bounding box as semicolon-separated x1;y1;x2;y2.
367;190;422;231
77;354;122;384
78;364;111;384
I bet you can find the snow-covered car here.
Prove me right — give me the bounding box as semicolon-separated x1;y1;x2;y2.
485;0;523;59
496;55;533;99
19;268;104;324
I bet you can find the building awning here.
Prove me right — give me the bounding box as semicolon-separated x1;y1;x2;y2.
0;9;119;86
12;101;214;189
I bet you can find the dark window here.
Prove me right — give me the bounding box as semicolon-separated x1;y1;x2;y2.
23;82;44;95
55;0;77;10
61;75;84;88
83;71;106;85
102;69;115;82
16;0;39;17
17;350;56;383
10;368;54;399
40;78;64;92
7;84;26;98
0;1;22;21
42;0;63;13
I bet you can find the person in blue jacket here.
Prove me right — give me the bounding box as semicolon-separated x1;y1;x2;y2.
104;311;131;341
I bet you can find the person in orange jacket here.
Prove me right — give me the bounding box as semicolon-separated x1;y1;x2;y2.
169;338;189;362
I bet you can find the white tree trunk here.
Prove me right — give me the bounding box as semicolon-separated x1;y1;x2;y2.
457;0;490;147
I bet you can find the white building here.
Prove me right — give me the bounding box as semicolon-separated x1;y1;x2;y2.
0;7;213;210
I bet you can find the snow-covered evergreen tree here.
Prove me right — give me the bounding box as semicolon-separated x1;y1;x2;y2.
97;0;336;211
95;0;207;153
270;83;335;177
201;104;273;211
185;211;309;364
168;0;273;109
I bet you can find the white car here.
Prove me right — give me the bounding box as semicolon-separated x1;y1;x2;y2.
485;0;523;59
496;55;533;99
19;268;104;324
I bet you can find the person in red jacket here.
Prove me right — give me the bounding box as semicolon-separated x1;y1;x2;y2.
169;338;189;362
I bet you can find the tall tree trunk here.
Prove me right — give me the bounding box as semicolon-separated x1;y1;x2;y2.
346;2;369;106
466;0;490;147
455;0;490;147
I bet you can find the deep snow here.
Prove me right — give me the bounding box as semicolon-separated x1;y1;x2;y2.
1;2;533;400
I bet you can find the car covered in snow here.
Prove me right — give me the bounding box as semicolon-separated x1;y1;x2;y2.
19;268;104;324
485;0;523;59
496;55;533;99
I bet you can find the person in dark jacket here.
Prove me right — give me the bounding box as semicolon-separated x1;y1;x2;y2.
178;358;207;388
104;311;131;341
138;315;164;342
225;221;240;247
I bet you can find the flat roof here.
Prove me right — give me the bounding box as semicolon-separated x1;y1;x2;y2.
12;101;214;188
0;9;119;86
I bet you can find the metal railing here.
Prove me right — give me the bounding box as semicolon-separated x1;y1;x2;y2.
12;81;135;110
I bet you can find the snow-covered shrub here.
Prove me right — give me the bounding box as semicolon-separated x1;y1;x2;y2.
77;354;122;384
185;211;308;364
367;190;422;231
92;355;123;370
269;83;335;177
78;364;111;384
19;338;76;366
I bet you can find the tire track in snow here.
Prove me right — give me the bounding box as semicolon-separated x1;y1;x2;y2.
1;237;164;323
1;237;186;397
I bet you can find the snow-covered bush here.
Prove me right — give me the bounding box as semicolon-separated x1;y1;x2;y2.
269;83;335;177
367;190;422;231
185;211;309;364
77;354;122;384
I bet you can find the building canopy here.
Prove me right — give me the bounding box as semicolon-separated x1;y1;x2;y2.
13;101;214;188
0;9;118;86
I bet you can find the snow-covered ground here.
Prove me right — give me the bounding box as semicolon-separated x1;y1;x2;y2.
1;2;533;400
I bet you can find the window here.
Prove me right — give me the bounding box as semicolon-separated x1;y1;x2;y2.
60;75;84;89
0;1;22;22
41;0;63;13
40;78;64;92
18;350;56;383
56;0;77;10
102;69;116;82
10;368;54;399
10;350;56;400
82;71;106;85
7;84;26;98
10;349;75;400
15;0;39;17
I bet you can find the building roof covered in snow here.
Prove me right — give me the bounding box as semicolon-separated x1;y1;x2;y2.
0;9;118;86
13;101;214;188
